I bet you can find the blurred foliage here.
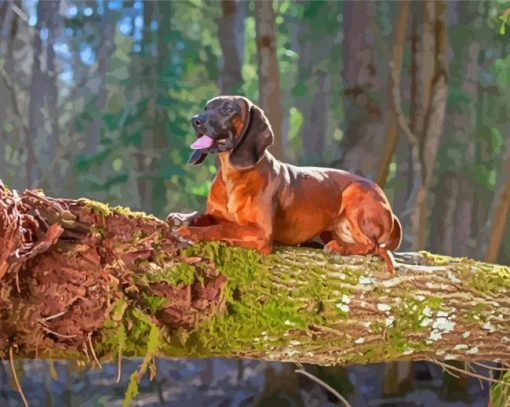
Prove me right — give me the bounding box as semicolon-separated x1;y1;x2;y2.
0;0;509;253
1;1;510;405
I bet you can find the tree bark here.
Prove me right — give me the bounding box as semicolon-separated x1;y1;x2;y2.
216;0;246;94
300;71;328;163
133;2;171;216
0;182;509;372
135;1;156;213
403;0;448;251
430;171;458;255
0;0;23;183
292;0;338;164
84;4;115;156
149;1;172;216
375;0;410;187
340;0;382;178
27;0;61;191
254;0;285;160
484;136;510;264
430;1;481;257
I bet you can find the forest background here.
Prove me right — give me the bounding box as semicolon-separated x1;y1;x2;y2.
1;0;509;405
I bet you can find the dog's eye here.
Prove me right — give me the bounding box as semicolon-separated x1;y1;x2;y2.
223;104;234;114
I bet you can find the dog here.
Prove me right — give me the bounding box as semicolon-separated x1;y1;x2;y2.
167;96;402;273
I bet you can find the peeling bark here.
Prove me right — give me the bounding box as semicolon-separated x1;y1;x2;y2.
0;182;509;371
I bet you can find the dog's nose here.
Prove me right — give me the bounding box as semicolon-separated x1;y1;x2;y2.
191;114;205;127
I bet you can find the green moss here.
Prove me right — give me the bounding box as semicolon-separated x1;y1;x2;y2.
134;262;197;287
78;198;112;217
166;242;362;357
111;205;151;219
122;308;160;407
141;293;170;313
167;263;196;285
464;264;510;295
420;251;453;266
360;292;447;362
96;300;128;357
97;301;161;360
91;242;510;369
464;302;487;322
421;252;510;295
78;198;155;221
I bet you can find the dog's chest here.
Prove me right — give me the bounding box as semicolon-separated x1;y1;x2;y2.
225;179;252;214
220;171;264;217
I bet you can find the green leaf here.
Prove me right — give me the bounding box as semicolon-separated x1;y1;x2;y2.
123;310;160;407
491;370;510;407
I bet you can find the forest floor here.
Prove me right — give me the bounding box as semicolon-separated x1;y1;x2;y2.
0;359;490;406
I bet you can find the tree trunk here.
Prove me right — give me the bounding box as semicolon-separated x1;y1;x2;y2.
133;2;171;217
136;1;156;212
392;140;413;250
430;171;458;255
27;0;61;191
0;0;16;46
292;0;338;164
484;136;510;263
0;0;21;181
1;182;509;371
254;0;285;160
404;0;448;251
451;49;489;259
149;1;172;216
431;2;481;257
340;0;382;178
375;0;410;187
216;0;246;94
300;71;328;163
84;4;115;156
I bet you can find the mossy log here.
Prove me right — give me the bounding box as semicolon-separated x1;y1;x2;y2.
1;182;509;372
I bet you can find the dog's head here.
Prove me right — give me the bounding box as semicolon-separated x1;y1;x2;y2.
188;96;274;169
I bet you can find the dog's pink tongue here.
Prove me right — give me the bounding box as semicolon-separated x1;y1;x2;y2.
190;135;214;150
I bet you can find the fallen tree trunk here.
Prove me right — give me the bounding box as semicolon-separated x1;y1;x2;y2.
0;182;509;372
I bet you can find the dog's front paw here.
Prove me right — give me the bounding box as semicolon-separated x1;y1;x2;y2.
166;211;199;231
173;226;197;246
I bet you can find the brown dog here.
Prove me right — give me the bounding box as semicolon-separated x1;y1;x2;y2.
167;96;402;273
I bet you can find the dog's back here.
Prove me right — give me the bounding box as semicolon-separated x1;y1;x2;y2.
262;153;401;259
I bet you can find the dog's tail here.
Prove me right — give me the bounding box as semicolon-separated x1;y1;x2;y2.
385;215;402;252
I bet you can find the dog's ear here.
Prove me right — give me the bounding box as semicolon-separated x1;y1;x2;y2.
229;104;274;169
